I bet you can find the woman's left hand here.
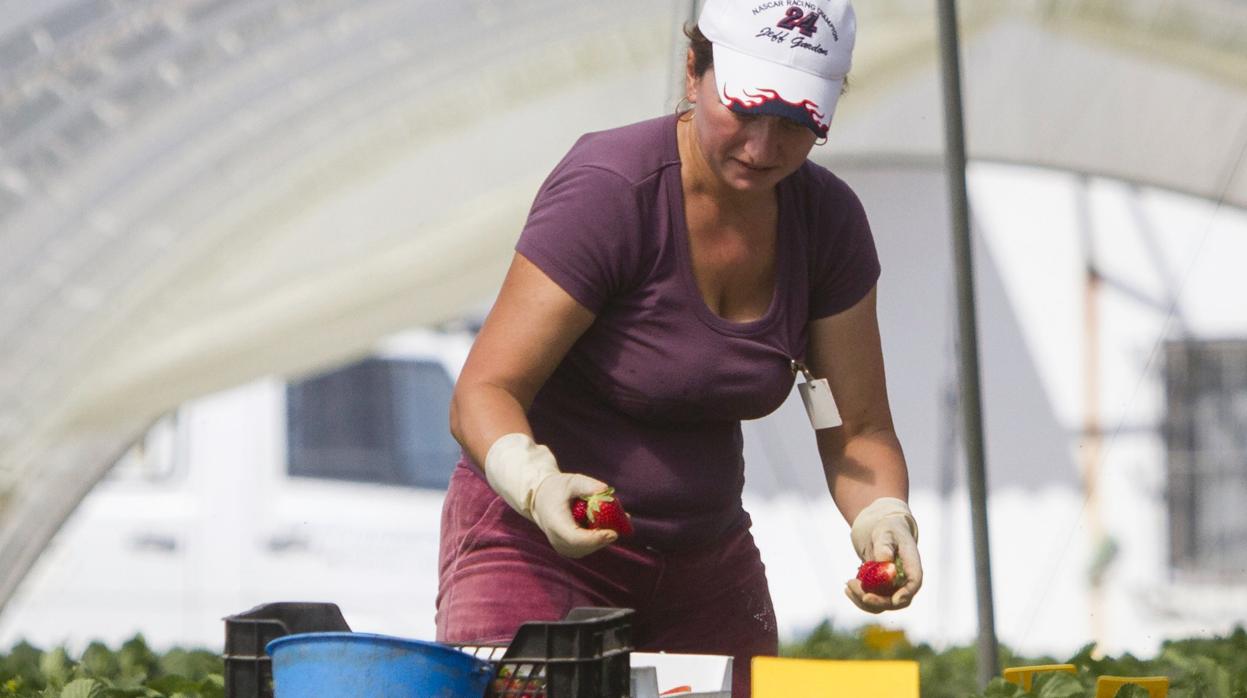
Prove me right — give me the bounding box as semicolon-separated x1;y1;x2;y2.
843;498;922;613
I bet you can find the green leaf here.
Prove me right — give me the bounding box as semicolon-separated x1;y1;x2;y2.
1034;672;1086;698
37;649;73;688
153;651;220;683
143;676;199;695
3;642;45;689
1112;685;1151;698
98;688;160;698
194;676;224;698
60;678;105;698
981;677;1028;697
115;638;157;686
78;645;118;681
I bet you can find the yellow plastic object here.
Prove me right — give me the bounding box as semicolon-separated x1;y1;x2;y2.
861;624;910;652
752;657;919;697
1002;664;1076;690
1095;675;1169;697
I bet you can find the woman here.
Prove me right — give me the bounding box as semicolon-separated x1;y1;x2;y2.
437;0;921;693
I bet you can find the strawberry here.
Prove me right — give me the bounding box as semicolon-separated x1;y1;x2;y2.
493;666;546;697
856;559;906;597
571;488;634;537
571;498;590;527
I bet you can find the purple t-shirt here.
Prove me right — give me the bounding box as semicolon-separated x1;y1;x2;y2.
500;113;878;549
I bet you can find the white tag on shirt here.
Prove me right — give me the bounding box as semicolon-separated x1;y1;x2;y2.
798;376;842;430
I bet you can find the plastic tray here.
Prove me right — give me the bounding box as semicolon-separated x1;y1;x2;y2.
223;602;632;698
223;602;351;698
455;606;634;698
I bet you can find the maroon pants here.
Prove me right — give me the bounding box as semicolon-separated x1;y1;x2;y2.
435;466;778;697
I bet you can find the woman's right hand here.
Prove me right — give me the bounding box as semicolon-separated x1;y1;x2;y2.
530;472;618;558
482;433;617;558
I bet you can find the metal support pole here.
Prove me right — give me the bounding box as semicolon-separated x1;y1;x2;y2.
934;0;1000;687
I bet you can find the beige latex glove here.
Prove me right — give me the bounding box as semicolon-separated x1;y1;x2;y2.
844;497;922;613
483;433;617;558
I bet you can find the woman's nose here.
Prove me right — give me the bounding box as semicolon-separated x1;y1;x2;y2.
741;118;784;161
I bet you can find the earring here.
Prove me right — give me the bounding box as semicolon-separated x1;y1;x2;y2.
815;135;828;146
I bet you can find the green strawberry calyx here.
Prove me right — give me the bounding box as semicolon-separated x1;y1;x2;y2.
891;558;907;587
582;488;618;525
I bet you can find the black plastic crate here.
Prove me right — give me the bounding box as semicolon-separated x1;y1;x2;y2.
223;603;631;698
456;607;634;698
223;602;351;698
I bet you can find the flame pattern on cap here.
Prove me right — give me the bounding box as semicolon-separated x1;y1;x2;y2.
721;84;830;137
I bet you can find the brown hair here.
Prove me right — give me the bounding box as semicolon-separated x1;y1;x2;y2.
684;24;714;77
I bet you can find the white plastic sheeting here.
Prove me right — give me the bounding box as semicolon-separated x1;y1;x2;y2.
2;0;1246;612
0;0;685;609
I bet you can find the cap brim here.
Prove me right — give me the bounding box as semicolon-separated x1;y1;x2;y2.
711;42;841;136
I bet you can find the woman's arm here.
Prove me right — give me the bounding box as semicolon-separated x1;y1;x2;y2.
807;284;922;612
449;252;617;557
450;252;594;461
807;285;908;520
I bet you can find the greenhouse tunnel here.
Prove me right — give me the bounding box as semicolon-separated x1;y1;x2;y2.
2;0;1246;647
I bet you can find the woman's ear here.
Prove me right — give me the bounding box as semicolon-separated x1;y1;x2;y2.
684;48;698;104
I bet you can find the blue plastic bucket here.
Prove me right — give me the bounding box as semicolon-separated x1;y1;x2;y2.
266;632;494;698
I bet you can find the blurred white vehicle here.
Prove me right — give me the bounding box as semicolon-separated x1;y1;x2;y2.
0;328;475;651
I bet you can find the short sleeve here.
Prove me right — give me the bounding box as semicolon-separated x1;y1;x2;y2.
515;163;642;315
808;175;881;319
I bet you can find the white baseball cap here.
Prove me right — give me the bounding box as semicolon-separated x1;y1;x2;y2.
698;0;856;136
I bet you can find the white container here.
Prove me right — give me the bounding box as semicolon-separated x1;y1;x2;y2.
629;652;732;697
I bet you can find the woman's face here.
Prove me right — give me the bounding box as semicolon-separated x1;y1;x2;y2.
685;64;819;194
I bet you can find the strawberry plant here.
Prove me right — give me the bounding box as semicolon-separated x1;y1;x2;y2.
5;624;1246;697
0;635;222;698
783;621;1247;698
